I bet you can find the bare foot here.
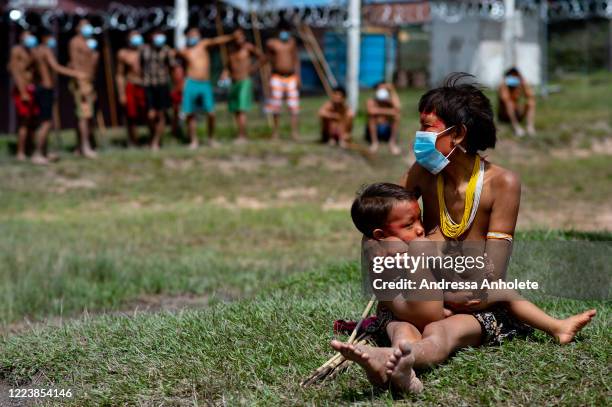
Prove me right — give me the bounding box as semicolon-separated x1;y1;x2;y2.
188;141;199;150
234;137;247;145
83;148;97;159
208;139;220;148
16;153;27;162
555;309;596;344
385;341;423;394
389;143;401;155
151;144;160;152
369;142;379;153
31;154;49;165
527;125;536;136
514;125;526;137
330;340;392;387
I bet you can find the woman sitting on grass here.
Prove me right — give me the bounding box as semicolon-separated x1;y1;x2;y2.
331;73;596;394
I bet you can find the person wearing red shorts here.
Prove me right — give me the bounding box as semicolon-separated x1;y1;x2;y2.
8;30;39;161
116;31;146;146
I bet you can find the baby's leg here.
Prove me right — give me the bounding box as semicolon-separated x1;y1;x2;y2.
507;300;596;344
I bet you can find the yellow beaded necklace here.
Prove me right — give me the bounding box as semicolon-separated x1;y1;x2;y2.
437;155;481;239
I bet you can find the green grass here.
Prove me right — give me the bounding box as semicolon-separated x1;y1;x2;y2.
0;73;610;404
0;259;609;405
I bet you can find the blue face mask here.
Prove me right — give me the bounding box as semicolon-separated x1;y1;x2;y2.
413;126;460;174
130;34;144;47
505;75;521;87
46;38;57;49
24;35;38;49
153;34;166;47
86;38;98;50
187;36;200;47
279;31;290;42
81;24;94;38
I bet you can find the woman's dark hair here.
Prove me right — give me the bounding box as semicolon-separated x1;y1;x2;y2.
418;73;496;153
351;183;418;238
504;67;520;76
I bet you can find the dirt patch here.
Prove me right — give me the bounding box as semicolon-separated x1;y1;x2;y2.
210;196;271;210
277;187;318;200
163;158;194;171
518;202;612;231
322;197;353;211
52;177;97;193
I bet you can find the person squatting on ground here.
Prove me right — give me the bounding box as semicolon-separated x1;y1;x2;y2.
178;27;238;149
265;27;301;140
319;86;354;148
68;19;100;158
331;75;595;394
141;29;176;151
498;67;536;137
366;82;401;155
116;30;147;147
227;29;267;143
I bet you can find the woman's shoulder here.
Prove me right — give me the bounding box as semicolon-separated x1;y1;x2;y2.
485;161;521;193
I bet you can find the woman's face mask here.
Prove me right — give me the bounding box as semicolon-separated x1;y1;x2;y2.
413;125;463;174
46;38;57;49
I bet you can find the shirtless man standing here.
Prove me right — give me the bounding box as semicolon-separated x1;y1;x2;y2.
179;27;237;149
265;28;301;140
227;29;266;143
32;28;85;164
8;30;38;161
498;67;536;137
68;19;99;158
116;30;145;146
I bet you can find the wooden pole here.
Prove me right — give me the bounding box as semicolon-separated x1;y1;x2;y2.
297;25;333;97
250;10;272;126
301;24;337;87
215;0;228;67
102;32;118;127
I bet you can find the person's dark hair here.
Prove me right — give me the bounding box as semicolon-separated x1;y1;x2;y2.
333;86;346;97
504;67;520;76
351;183;418;238
373;82;385;90
184;26;200;35
36;26;52;39
418;73;496;153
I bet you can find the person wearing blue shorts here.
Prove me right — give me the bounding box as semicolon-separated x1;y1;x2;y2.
178;27;237;148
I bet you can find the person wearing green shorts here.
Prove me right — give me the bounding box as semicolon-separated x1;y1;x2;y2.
228;78;253;113
228;29;266;142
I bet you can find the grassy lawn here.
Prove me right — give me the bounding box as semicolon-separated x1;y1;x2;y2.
0;73;610;405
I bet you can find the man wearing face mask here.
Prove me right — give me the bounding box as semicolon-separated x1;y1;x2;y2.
366;82;401;155
8;30;39;161
178;27;238;149
140;29;176;150
116;30;146;146
498;67;536;137
265;27;301;140
68;19;100;158
32;28;85;164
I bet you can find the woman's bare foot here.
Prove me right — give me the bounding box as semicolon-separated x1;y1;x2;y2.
385;341;423;394
554;309;596;344
188;141;199;150
330;340;392;386
389;142;401;155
